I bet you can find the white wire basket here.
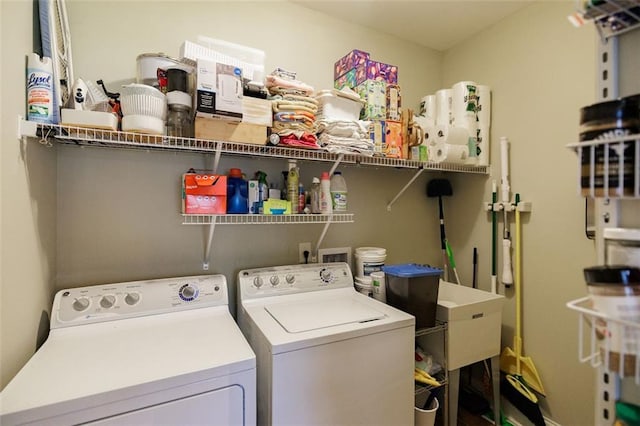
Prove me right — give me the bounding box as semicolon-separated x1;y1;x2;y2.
567;296;640;383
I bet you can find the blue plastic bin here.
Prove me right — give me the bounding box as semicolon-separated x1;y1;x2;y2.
381;264;443;328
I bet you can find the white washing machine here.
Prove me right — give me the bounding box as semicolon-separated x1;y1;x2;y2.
237;262;415;426
0;275;256;426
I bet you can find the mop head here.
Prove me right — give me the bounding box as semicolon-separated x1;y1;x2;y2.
501;375;546;426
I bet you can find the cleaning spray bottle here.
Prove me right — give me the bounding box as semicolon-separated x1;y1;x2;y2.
26;53;55;124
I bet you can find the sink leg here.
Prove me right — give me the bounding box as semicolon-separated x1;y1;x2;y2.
448;368;460;426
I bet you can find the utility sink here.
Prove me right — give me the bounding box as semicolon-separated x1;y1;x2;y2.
436;280;505;370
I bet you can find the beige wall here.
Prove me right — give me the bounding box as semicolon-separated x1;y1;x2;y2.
442;2;598;424
1;0;58;389
1;1;605;424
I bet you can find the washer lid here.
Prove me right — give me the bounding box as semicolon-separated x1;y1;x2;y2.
265;297;385;333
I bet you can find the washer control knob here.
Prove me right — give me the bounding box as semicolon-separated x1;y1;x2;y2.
320;268;333;283
179;284;198;301
285;274;295;285
124;292;141;306
253;277;264;288
99;295;116;309
270;275;280;286
72;297;90;312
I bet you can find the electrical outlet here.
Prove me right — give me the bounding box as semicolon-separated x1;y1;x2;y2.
298;242;312;264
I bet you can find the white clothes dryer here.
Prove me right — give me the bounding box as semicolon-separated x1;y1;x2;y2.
237;262;415;426
0;275;256;426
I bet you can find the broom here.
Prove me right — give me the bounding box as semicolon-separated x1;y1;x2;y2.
501;194;545;425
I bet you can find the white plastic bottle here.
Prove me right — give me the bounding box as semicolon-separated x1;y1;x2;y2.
319;171;332;214
26;53;55;124
310;177;321;214
330;171;348;211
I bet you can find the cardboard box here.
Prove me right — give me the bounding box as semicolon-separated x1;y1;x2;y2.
195;58;243;121
334;49;370;80
195;117;267;145
384;120;403;158
182;173;227;214
367;120;386;155
386;84;401;121
356;79;386;120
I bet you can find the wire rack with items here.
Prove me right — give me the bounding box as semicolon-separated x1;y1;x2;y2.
567;135;640;199
566;296;640;383
578;0;640;39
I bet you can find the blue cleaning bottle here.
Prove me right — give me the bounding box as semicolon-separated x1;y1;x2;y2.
227;168;249;214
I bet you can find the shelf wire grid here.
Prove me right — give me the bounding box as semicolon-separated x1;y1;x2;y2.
34;123;488;175
182;213;354;225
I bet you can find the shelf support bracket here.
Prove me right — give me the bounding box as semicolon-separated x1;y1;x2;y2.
211;141;223;174
18;116;38;140
329;153;344;176
202;219;217;271
386;167;425;211
313;217;333;262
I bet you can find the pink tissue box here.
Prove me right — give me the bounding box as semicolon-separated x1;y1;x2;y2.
334;49;370;80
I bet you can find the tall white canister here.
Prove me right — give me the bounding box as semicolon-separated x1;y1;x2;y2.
355;247;387;278
26;53;55;124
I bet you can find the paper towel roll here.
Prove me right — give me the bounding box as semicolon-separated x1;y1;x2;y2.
451;81;478;127
435;125;469;146
419;95;437;121
477;125;490;166
476;85;491;126
435;89;451;126
429;142;469;164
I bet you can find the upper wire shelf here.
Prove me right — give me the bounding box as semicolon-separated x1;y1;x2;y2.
566;296;640;383
24;121;488;175
578;0;640;39
566;135;640;199
182;213;353;225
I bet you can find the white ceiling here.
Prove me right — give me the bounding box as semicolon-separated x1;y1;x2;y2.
290;0;535;51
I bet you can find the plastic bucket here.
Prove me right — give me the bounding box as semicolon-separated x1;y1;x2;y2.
414;397;439;426
355;247;387;278
354;275;372;297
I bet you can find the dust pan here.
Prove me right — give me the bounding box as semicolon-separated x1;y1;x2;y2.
500;195;546;426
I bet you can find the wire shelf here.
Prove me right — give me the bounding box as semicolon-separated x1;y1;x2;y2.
566;135;640;199
566;296;640;383
182;213;354;225
578;0;640;39
28;122;488;175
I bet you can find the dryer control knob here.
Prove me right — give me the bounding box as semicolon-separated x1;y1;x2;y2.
179;284;198;301
320;268;333;283
124;292;141;306
285;274;295;285
99;295;116;309
270;275;280;286
72;297;90;312
253;277;264;288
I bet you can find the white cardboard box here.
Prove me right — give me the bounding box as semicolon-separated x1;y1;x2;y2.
195;58;243;121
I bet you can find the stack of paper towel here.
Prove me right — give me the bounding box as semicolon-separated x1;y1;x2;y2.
416;81;491;166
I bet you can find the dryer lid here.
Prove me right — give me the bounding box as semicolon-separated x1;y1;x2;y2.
265;297;386;333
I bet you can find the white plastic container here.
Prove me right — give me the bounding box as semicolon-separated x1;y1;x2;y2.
330;171;347;212
26;53;54;124
354;275;372;297
319;172;332;214
315;89;364;121
414;397;439;426
355;247;386;277
370;271;386;303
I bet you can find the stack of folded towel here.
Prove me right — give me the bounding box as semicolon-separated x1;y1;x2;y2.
266;71;320;149
316;119;374;156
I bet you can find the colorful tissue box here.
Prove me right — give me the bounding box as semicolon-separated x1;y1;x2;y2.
356;79;387;120
386;84;401;121
334;49;370;80
334;72;358;91
368;120;386;155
